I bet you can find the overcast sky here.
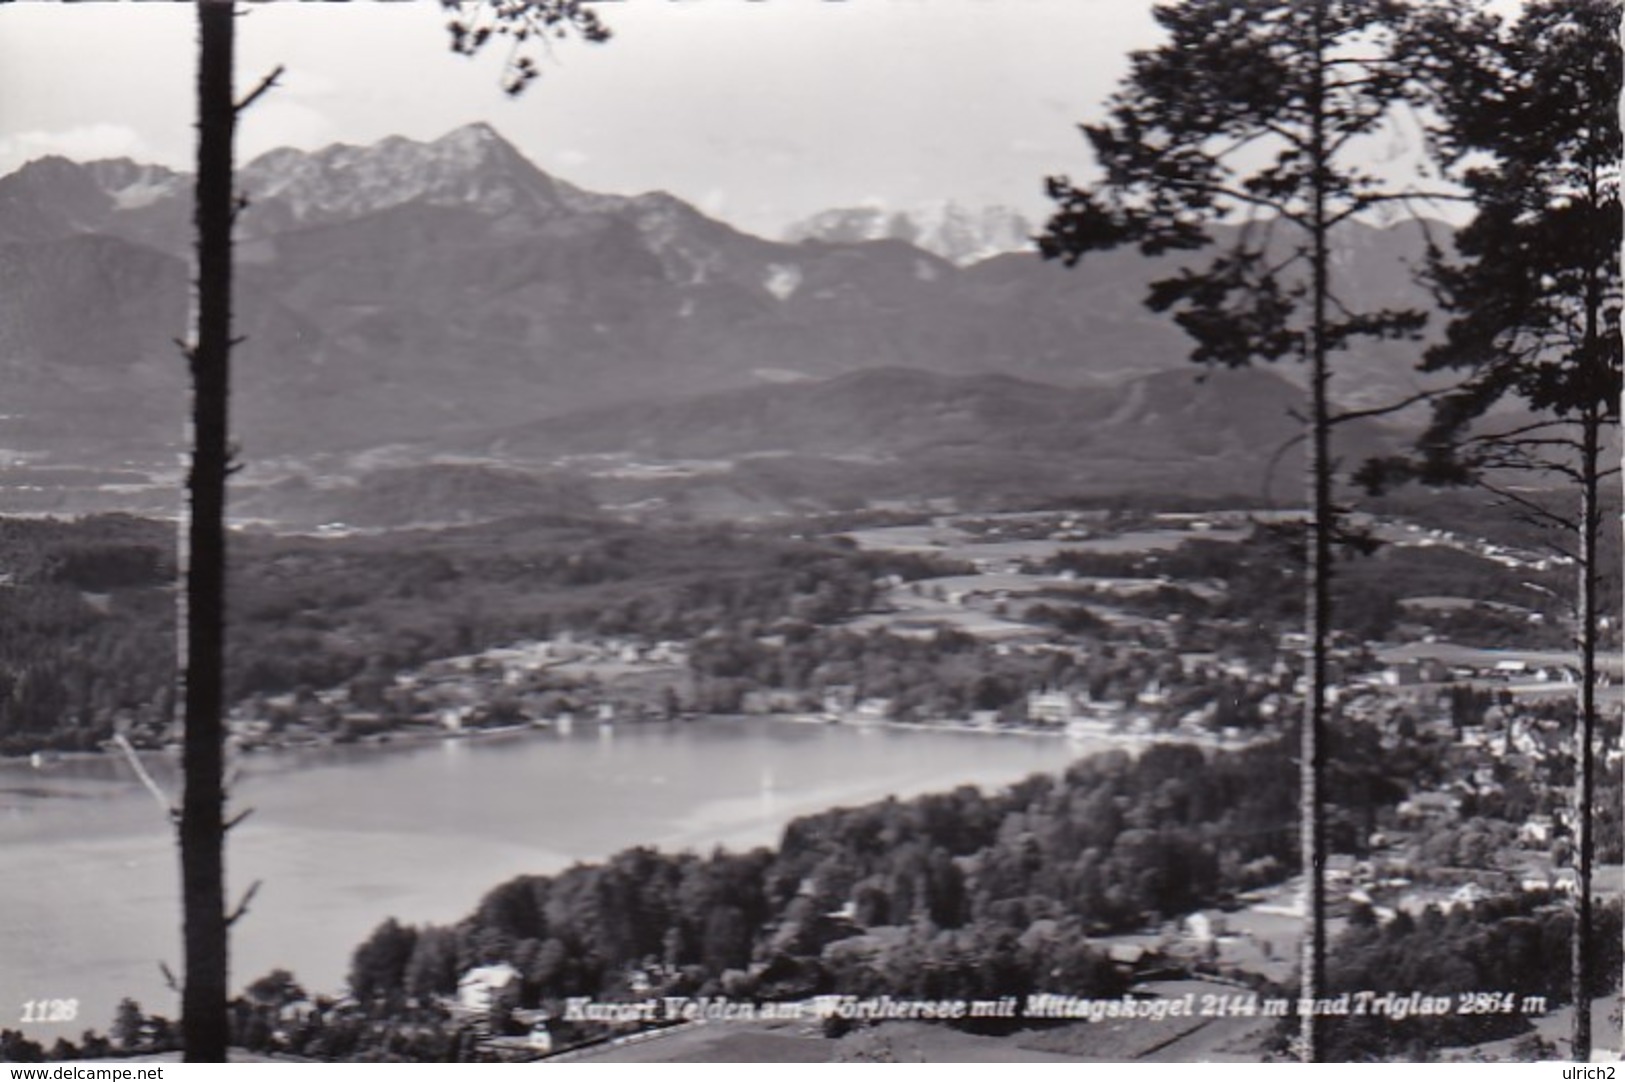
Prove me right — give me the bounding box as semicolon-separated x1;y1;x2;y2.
0;0;1166;237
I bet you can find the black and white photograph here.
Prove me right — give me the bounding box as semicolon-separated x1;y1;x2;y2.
0;0;1619;1065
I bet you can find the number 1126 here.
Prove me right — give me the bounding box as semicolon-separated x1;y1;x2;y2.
20;998;79;1023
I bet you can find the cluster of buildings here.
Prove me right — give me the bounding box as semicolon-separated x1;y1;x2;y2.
225;633;692;749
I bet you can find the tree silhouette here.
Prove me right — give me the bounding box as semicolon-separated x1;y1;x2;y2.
1038;0;1449;1060
110;998;147;1053
176;0;608;1060
1360;0;1622;1059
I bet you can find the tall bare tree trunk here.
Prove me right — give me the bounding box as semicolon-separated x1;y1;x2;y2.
1573;408;1598;1061
1573;181;1610;1062
1572;210;1607;1061
180;0;236;1062
1299;1;1330;1062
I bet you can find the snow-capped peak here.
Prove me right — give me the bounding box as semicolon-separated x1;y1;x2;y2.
784;200;1035;266
237;123;561;228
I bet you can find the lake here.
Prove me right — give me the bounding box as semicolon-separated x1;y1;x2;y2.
0;718;1089;1039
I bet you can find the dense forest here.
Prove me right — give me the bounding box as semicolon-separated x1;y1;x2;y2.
1322;897;1623;1061
0;513;955;753
347;742;1293;1010
0;515;179;753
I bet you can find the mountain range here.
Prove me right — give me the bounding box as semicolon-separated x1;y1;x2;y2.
0;123;1440;509
783;201;1036;267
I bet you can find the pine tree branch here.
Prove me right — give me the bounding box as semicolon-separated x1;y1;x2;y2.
1261;429;1308;505
1541;536;1581;565
1327;388;1444;426
1478;479;1578;534
1259;120;1312;154
1160;175;1312;230
1458;418;1576;444
1321;284;1366;326
1481;436;1588;455
1474;438;1583;465
234;64;284;114
225;880;263;929
1324;98;1392;137
1479;455;1584;484
1211;127;1288;164
1262;245;1310;281
1325;189;1472;229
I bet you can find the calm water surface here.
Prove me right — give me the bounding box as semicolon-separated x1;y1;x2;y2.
0;719;1086;1037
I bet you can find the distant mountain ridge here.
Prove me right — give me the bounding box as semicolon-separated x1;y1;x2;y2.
784;201;1036;266
0;124;1440;490
469;364;1397;504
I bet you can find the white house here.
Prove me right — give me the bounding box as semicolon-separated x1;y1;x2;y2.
1184;911;1227;943
1027;691;1076;726
1519;815;1554;848
458;963;520;1015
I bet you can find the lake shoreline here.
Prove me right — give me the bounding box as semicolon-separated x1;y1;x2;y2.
0;708;1096;772
1;717;1082;1037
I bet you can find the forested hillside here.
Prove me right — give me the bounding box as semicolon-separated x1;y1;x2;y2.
0;513;951;754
